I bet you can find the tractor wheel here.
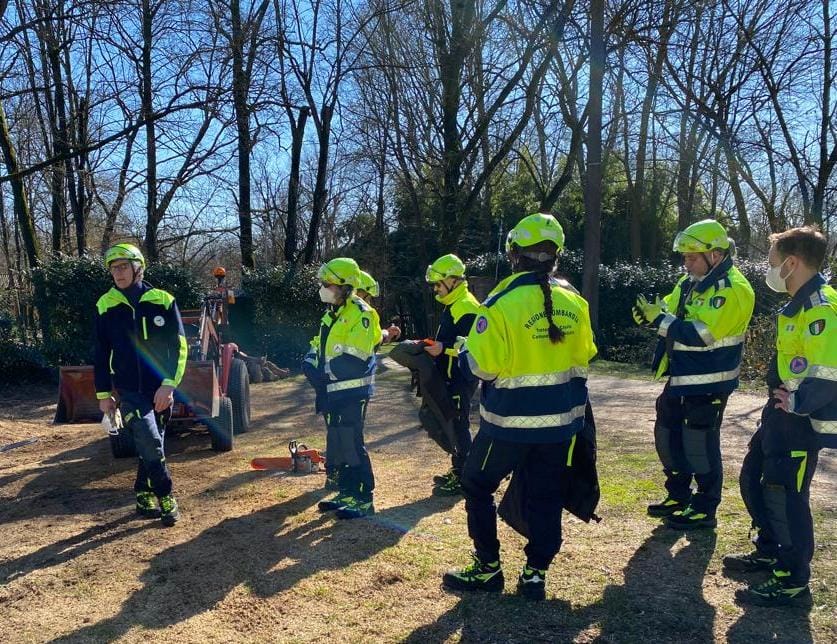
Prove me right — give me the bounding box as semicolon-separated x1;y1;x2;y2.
228;358;251;434
109;431;137;459
246;360;263;384
208;396;234;452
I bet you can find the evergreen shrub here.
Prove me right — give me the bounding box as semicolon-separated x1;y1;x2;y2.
240;264;322;367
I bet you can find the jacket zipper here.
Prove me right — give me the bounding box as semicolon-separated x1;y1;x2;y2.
129;302;143;393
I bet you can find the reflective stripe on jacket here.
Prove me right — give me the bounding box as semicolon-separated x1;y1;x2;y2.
305;294;378;409
652;256;754;396
461;271;597;443
777;274;837;449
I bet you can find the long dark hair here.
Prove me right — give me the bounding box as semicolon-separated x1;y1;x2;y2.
513;242;565;344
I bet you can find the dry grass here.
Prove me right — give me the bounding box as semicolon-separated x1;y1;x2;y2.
0;357;834;643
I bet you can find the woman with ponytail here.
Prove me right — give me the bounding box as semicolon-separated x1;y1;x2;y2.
442;213;597;601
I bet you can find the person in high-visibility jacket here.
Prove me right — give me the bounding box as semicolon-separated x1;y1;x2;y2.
355;270;385;346
634;219;754;529
423;254;481;495
302;257;379;519
442;213;597;601
94;243;187;527
724;225;837;607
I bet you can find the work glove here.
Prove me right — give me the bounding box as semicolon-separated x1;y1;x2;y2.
635;294;665;325
631;305;647;326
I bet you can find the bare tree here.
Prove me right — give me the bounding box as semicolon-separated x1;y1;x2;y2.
583;0;604;328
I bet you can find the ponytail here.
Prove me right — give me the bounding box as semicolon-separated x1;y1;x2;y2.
537;272;565;344
512;240;564;344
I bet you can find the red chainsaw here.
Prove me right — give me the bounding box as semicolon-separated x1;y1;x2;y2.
250;440;326;474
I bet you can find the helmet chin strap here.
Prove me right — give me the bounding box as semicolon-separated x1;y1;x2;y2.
438;278;458;296
520;250;555;263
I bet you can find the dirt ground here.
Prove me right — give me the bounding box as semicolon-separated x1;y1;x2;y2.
0;357;834;643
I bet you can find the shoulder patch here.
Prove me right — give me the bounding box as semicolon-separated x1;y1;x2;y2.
809;319;826;336
711;296;726;309
475;316;488;334
790;356;808;374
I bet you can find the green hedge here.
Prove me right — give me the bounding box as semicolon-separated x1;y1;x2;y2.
240;264;323;367
0;339;50;384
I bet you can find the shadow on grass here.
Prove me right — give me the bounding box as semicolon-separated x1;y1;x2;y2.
401;593;577;642
585;524;718;643
0;427;238;527
0;440;136;524
55;488;460;642
399;524;719;643
724;577;813;643
0;514;150;584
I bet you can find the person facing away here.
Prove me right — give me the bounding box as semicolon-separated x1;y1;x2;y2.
634;218;754;530
423;253;481;495
302;257;379;519
442;212;597;601
94;243;187;527
724;225;837;607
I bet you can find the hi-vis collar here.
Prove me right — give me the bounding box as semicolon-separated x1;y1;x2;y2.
780;273;827;318
693;255;734;294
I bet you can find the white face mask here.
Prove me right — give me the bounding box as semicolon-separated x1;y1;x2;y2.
319;285;338;304
765;257;794;293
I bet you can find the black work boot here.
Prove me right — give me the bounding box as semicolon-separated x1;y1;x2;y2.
735;572;812;607
516;565;547;601
135;491;161;519
335;498;375;519
317;493;353;512
723;551;778;573
664;505;717;529
433;468;455;485
433;472;463;496
647;496;690;518
442;554;504;593
158;494;180;527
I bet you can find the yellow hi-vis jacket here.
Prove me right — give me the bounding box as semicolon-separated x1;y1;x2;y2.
303;294;378;410
368;305;384;348
433;280;480;386
652;256;754;396
775;273;837;449
460;271;597;443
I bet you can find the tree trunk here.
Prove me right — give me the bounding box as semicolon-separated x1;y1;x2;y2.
284;106;308;263
721;140;751;254
629;0;675;260
0;185;16;288
0;101;40;268
303;104;333;264
231;0;254;268
811;0;833;225
583;0;604;330
141;0;159;261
